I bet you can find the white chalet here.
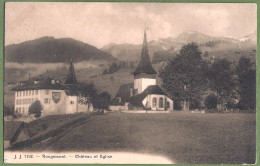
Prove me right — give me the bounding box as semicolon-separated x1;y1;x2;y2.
12;61;91;116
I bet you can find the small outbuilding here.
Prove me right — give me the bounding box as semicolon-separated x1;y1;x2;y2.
4;121;30;149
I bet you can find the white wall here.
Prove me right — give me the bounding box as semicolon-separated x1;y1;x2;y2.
66;96;78;114
14;90;41;115
14;89;68;116
39;89;67;116
142;94;173;111
134;78;156;94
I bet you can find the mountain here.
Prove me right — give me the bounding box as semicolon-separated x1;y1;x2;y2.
101;39;177;62
102;31;256;62
5;36;115;63
239;31;257;43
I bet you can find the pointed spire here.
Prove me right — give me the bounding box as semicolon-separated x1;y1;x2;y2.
133;29;157;76
65;59;77;85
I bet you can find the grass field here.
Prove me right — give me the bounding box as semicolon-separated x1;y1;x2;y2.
23;112;256;164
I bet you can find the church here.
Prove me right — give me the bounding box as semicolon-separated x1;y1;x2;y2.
12;61;91;116
111;30;174;111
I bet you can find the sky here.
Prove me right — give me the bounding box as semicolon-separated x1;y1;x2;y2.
5;2;257;48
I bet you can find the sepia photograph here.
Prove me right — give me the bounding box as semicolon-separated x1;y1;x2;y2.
3;2;257;164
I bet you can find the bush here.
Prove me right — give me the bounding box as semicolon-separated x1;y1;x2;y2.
204;94;217;110
29;100;43;118
4;105;14;116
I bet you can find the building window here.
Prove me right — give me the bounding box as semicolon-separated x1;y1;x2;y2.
29;90;31;96
22;107;25;114
16;92;18;97
44;98;49;104
46;90;49;95
70;101;74;104
159;98;164;108
32;90;34;95
35;90;38;95
22;99;25;104
19;91;21;97
167;102;170;109
16;99;19;105
23;91;25;96
152;98;157;107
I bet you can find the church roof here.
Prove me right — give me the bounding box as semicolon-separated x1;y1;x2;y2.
133;30;157;76
110;83;134;105
65;60;77;85
128;85;168;107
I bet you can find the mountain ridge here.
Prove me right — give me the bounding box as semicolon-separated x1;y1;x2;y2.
101;31;256;62
5;36;115;63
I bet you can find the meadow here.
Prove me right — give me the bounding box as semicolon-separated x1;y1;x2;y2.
22;112;256;164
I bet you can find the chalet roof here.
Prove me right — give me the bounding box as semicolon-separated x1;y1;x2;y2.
128;85;168;107
4;121;24;140
65;60;77;85
12;77;68;91
110;83;134;105
133;30;157;76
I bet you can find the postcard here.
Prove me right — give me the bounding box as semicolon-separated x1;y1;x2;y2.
3;2;257;164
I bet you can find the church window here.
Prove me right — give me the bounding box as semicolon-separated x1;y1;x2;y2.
159;97;164;108
167;102;170;109
152;98;157;107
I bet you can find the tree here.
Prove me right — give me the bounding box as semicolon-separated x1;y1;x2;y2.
236;57;256;110
29;100;43;118
102;69;108;75
77;83;98;110
206;59;236;109
204;94;217;110
4;105;14;116
159;43;207;110
203;51;209;57
92;92;111;113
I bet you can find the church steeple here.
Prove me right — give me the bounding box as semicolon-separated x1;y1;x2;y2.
65;60;77;85
133;29;157;77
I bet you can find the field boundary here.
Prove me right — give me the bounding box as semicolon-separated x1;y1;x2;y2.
8;115;91;150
